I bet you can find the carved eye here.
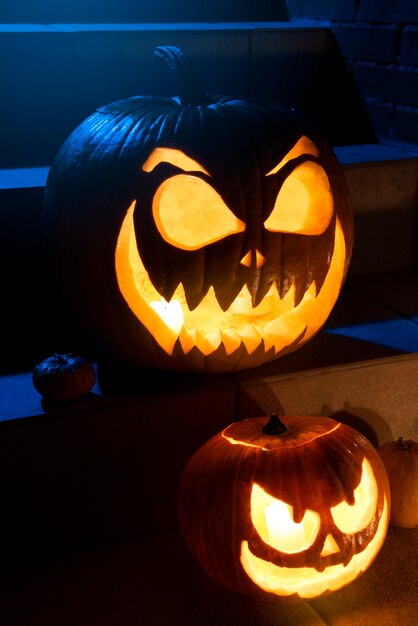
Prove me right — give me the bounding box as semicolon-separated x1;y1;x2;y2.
264;161;334;236
331;458;378;534
250;483;321;553
152;174;245;250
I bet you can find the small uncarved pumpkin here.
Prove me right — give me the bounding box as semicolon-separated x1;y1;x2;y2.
32;353;95;401
44;46;353;372
378;438;418;528
179;414;390;601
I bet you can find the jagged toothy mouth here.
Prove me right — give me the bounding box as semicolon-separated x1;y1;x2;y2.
115;201;346;359
139;279;310;356
240;495;389;599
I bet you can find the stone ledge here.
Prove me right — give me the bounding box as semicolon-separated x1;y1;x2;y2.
0;21;331;33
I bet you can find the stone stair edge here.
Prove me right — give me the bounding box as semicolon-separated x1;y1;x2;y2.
0;20;332;33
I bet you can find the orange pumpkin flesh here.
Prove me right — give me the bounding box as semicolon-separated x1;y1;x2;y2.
378;438;418;528
179;415;390;601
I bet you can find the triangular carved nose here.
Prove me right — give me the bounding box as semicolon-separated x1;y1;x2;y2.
240;249;266;269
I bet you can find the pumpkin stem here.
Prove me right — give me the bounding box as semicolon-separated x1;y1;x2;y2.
262;413;288;435
397;437;413;450
154;45;207;107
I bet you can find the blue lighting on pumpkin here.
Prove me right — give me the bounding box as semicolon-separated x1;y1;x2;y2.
326;319;418;353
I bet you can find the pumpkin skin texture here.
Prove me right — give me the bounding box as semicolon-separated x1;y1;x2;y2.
32;353;95;401
178;415;390;602
378;438;418;528
44;47;353;372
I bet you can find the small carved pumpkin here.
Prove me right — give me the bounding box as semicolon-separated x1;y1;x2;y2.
179;415;390;601
44;47;353;372
378;438;418;528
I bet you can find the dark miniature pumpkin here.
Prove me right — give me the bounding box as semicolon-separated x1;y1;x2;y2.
179;415;390;601
44;46;353;372
32;353;95;401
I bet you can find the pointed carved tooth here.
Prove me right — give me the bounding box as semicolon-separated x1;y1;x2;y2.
262;324;288;354
182;286;222;330
180;326;220;356
204;329;222;353
220;329;242;355
229;284;273;317
264;315;306;353
197;285;219;309
194;329;212;356
213;280;244;312
263;317;288;353
307;279;317;299
278;277;292;301
171;282;187;304
183;283;210;311
238;325;261;355
179;326;195;354
278;282;296;311
261;330;277;354
152;276;182;305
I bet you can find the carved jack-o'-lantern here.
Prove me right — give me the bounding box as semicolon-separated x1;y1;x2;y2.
44;47;353;372
179;415;390;601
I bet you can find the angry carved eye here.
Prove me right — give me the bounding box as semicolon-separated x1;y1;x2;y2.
142;146;245;250
152;174;245;250
264;162;334;236
331;458;379;533
263;135;333;236
250;484;321;554
146;138;334;253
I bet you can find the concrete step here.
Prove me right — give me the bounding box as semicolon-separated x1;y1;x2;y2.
0;21;373;168
334;144;418;274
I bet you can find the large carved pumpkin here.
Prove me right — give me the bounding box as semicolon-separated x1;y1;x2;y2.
179;415;390;601
44;46;353;372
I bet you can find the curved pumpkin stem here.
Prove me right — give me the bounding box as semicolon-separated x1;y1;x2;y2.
154;45;207;106
262;413;288;435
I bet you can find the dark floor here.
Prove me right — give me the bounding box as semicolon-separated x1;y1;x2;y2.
0;525;416;626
